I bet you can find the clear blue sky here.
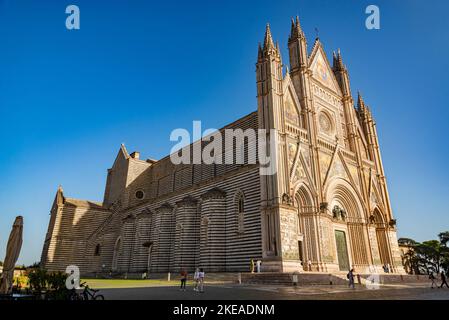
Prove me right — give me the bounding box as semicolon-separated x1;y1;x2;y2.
0;0;448;265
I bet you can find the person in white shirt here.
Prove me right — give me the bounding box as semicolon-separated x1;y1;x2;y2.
256;260;262;273
193;268;200;291
198;268;205;293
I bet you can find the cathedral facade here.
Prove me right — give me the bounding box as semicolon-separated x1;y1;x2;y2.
41;18;405;275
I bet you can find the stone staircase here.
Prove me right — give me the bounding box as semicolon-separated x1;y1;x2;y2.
241;272;349;285
240;272;430;286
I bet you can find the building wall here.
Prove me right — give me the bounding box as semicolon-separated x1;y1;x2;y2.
82;166;261;275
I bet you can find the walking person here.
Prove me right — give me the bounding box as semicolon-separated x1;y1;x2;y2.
198;268;205;293
250;259;255;273
307;259;312;272
179;268;187;291
193;268;200;291
440;271;449;288
429;272;437;289
256;260;262;273
347;269;355;289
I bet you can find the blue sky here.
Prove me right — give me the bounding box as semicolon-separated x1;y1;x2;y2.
0;0;448;265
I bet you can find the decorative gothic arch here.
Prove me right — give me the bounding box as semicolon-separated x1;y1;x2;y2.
294;183;315;264
294;183;314;213
111;236;122;271
371;207;387;226
325;178;365;221
325;178;370;268
372;207;391;266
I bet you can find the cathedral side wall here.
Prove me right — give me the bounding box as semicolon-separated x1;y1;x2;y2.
87;166;262;274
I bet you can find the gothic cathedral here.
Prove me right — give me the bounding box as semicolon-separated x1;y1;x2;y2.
41;18;404;275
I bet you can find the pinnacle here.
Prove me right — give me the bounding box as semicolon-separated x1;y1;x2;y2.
357;91;364;108
263;23;274;50
333;48;345;70
289;15;304;40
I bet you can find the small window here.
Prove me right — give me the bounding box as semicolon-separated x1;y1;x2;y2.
94;244;101;256
238;197;244;213
135;190;145;200
237;194;245;234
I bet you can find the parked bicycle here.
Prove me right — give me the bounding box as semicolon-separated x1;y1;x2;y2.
69;282;104;300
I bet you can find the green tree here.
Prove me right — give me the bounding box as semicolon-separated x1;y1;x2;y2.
398;232;449;275
438;231;449;247
415;240;441;273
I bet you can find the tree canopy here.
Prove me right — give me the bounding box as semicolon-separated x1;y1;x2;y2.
400;231;449;275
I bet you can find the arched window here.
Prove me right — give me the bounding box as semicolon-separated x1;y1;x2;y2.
236;191;245;234
94;244;101;256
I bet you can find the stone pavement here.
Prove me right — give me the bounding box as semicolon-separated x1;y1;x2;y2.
99;283;449;300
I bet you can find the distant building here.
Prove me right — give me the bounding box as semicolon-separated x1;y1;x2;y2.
41;17;404;275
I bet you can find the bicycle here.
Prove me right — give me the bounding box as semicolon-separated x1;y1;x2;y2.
69;282;104;300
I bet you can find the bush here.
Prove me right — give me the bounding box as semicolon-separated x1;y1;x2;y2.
27;269;70;300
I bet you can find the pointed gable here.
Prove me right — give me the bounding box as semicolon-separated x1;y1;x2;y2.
104;144;131;206
308;40;341;95
283;77;302;127
111;143;129;169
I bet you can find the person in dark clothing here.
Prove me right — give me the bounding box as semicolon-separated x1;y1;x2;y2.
429;272;437;289
440;271;449;288
347;269;355;289
179;268;187;291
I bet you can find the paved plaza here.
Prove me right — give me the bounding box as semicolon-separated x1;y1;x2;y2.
98;283;449;300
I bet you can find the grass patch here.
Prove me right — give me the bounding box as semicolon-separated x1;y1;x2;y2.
81;278;195;289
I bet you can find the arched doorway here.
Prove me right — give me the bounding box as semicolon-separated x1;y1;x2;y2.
326;179;370;270
372;208;390;266
295;184;316;269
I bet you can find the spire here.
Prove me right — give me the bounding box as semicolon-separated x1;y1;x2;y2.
357;91;372;117
263;23;274;50
289;16;304;41
357;91;364;109
333;48;345;71
290;18;295;38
